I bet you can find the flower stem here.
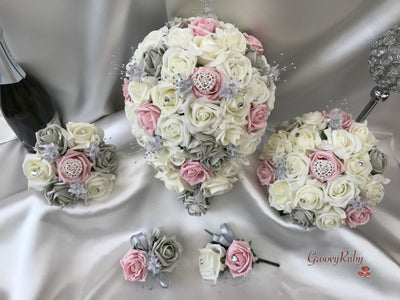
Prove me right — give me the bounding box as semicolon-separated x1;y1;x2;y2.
256;257;280;267
204;229;214;236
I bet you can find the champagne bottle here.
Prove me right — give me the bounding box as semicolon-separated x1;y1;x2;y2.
0;27;60;153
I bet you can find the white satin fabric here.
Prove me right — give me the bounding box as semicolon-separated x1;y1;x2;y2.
0;1;400;299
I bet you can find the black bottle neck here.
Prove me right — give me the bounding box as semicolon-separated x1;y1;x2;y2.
0;27;26;85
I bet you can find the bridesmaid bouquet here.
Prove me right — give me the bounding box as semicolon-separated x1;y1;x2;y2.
22;122;118;206
257;109;390;231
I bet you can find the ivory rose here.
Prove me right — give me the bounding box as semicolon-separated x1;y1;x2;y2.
199;243;226;283
23;153;57;191
66;122;104;149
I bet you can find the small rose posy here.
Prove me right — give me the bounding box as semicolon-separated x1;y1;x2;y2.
120;229;182;288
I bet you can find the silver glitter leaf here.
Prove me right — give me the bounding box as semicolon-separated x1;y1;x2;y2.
126;62;147;82
146;135;163;153
219;79;240;99
173;76;193;97
68;182;87;198
268;64;280;82
273;156;288;180
84;144;101;160
348;195;365;209
146;251;162;275
41;142;60;161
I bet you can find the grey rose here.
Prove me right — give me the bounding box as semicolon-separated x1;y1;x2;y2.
186;134;229;172
166;17;190;29
143;45;166;79
181;190;209;216
35;124;71;160
245;49;270;76
152;236;183;272
201;147;229;172
290;209;315;229
44;182;83;207
276;117;302;132
93;144;118;173
369;147;387;174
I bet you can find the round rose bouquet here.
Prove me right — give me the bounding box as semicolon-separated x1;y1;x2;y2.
257;109;390;231
22;122;118;206
123;16;276;215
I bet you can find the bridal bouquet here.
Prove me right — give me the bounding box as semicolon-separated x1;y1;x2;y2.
257;109;390;231
123;16;276;215
22;122;118;206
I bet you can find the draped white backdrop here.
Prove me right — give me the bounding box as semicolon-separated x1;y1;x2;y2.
0;0;399;299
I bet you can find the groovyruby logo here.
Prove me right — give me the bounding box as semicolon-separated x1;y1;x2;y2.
358;266;371;279
307;249;372;278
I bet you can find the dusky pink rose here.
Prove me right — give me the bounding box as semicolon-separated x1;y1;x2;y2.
122;78;131;102
136;104;161;135
344;204;375;228
120;249;148;282
188;17;220;36
246;104;269;132
244;33;264;55
323;108;354;131
191;67;225;100
180;161;212;186
309;150;344;182
225;240;257;278
56;150;93;183
257;160;276;187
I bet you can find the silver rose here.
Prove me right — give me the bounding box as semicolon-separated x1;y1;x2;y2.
186;134;211;160
180;189;209;216
152;236;183;272
276;118;302;132
35;124;71;160
93;144;118;173
290;209;315;229
187;134;229;172
369;147;387;174
45;182;84;207
166;17;190;29
245;49;270;76
201;147;229;172
143;46;166;79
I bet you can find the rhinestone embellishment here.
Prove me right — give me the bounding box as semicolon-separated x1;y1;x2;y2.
192;70;218;95
61;158;83;179
200;259;204;265
358;160;365;167
31;169;39;176
312;159;335;180
232;256;238;262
